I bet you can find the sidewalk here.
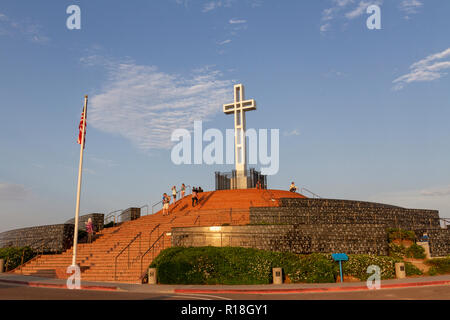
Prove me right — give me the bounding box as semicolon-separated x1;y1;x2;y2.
1;273;449;294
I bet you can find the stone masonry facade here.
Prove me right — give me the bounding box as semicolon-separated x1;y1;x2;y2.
172;198;449;257
0;224;75;253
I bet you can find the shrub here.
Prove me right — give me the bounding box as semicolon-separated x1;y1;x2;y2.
389;243;407;259
404;262;423;276
150;247;336;284
341;254;397;281
149;247;404;284
405;244;426;259
0;247;36;271
426;257;450;275
387;228;416;242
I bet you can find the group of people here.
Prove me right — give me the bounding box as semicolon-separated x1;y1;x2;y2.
162;183;204;215
191;186;203;207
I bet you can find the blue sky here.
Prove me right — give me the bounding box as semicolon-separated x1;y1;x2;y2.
1;0;449;232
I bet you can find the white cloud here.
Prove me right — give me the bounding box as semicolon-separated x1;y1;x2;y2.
283;129;300;137
399;0;423;17
345;0;382;19
420;186;450;197
320;0;423;33
0;183;29;201
84;57;234;151
0;12;49;43
217;39;232;45
202;0;234;12
229;18;247;24
393;47;450;90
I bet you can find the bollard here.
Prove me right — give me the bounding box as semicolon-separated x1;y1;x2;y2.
0;259;4;273
272;268;283;284
395;262;406;279
148;268;157;284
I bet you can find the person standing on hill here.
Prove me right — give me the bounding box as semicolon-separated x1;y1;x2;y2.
162;193;170;216
85;218;94;243
289;182;298;193
192;187;198;207
181;183;186;198
172;186;177;203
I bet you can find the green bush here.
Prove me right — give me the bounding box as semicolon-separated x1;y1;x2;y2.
150;247;336;284
387;228;416;242
0;247;36;271
389;243;407;259
426;257;450;275
149;247;405;284
405;244;426;259
404;262;423;276
341;254;398;281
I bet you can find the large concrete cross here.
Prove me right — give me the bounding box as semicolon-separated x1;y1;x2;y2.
223;84;256;189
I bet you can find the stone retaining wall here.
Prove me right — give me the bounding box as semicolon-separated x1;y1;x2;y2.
0;224;74;253
65;213;104;232
172;224;389;255
251;198;440;229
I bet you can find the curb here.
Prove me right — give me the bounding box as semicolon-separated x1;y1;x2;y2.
174;280;450;295
0;279;118;292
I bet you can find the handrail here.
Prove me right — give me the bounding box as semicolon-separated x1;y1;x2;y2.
194;215;200;226
114;232;142;281
151;185;192;214
104;209;123;225
148;224;161;247
151;200;163;214
18;238;53;273
140;205;149;216
140;232;166;281
300;188;321;198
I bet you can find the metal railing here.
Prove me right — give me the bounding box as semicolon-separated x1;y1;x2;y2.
300;188;322;198
11;238;54;273
114;232;142;281
104;209;123;226
151;185;192;214
148;224;161;247
140;205;149;216
140;232;167;282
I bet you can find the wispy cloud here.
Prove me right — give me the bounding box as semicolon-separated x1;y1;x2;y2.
197;0;262;12
345;1;378;19
83;56;234;151
420;186;450;197
0;183;29;201
202;0;234;12
0;12;49;43
283;129;301;137
399;0;423;18
320;0;423;33
393;47;450;90
229;18;247;24
217;39;232;45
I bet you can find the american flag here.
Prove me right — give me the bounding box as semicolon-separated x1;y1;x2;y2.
77;109;87;146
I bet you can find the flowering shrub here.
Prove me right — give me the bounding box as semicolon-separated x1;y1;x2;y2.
389;243;407;259
149;247;425;284
341;254;397;280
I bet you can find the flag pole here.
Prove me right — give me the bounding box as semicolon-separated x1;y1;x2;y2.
72;95;88;267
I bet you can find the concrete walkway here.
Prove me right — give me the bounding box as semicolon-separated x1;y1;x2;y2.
1;273;449;294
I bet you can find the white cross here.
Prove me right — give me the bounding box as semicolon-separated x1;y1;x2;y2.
223;84;256;182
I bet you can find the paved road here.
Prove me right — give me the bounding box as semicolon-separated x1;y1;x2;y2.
1;282;449;300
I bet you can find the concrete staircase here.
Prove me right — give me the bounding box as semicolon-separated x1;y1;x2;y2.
12;189;305;283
